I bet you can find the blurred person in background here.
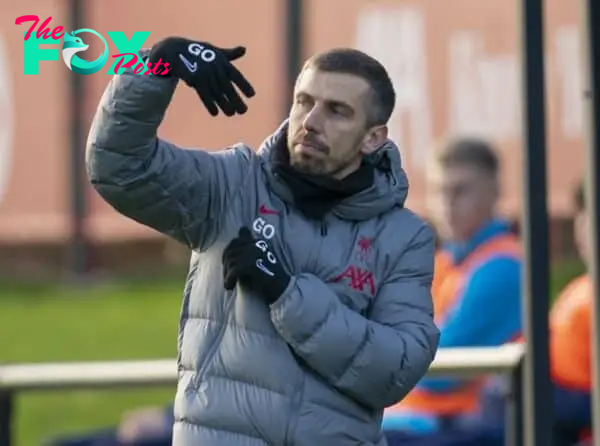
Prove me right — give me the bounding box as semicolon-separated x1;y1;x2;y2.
408;177;594;446
71;35;439;446
382;170;595;446
473;179;593;446
383;138;523;445
545;179;593;445
436;178;593;446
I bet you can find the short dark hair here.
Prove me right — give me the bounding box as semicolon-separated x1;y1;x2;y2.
438;137;500;176
574;179;585;212
302;48;395;126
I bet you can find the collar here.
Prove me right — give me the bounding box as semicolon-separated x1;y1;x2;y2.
257;119;409;221
444;218;514;264
271;132;375;220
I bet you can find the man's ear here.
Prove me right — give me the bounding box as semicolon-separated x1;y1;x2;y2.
361;125;388;155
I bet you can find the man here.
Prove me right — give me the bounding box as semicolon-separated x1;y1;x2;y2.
383;138;523;442
85;36;439;445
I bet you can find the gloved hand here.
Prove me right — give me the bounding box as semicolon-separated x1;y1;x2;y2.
222;227;290;304
148;36;255;117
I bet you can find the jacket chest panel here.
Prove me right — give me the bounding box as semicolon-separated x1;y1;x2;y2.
247;206;379;317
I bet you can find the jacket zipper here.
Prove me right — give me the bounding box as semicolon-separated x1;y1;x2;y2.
305;218;327;271
320;219;328;236
285;219;326;444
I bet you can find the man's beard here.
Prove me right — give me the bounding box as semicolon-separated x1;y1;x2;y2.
289;152;364;178
287;140;363;178
289;151;327;175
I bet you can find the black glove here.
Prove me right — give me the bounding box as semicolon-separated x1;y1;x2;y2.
222;227;290;304
148;36;255;117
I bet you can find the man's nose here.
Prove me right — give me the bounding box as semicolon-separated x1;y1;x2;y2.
302;105;323;133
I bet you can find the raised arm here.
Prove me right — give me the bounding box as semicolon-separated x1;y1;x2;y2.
86;41;255;250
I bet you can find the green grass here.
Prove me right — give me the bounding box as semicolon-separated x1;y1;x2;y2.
550;257;587;299
0;258;586;446
0;275;186;446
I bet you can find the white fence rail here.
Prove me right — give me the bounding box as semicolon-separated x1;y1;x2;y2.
0;343;525;392
0;344;526;445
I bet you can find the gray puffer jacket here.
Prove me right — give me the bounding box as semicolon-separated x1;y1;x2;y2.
86;56;440;446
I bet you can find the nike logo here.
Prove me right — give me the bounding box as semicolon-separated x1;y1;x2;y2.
256;259;275;276
178;54;197;73
259;204;278;215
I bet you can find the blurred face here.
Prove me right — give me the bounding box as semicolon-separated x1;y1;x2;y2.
426;163;498;242
286;67;387;178
574;209;589;265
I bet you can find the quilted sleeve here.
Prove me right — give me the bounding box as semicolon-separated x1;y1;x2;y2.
86;51;252;250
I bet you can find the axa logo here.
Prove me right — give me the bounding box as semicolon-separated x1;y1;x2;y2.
15;15;171;76
334;265;376;296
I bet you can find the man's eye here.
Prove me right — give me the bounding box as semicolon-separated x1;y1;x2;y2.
330;105;348;116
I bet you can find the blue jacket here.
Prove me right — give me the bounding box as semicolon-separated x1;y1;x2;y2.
417;219;522;393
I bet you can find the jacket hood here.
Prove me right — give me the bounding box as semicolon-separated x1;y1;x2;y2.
257;120;409;220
